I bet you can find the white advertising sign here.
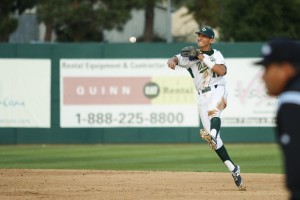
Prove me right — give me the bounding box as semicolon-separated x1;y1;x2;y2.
60;59;199;127
222;58;277;127
60;58;276;128
0;59;51;127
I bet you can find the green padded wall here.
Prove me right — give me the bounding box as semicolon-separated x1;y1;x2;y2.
0;42;275;144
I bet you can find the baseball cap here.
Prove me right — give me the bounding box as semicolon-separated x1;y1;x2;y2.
255;38;300;66
195;26;215;39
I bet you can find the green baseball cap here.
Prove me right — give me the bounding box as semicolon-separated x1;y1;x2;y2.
195;26;215;39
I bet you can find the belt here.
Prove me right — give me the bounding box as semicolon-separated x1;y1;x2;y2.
198;85;218;95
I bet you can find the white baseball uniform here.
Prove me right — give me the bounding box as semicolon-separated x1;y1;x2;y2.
175;49;227;149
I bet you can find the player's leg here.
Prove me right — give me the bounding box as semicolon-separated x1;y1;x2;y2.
207;86;244;190
197;94;210;132
207;86;226;146
198;95;219;149
198;91;244;189
199;86;226;150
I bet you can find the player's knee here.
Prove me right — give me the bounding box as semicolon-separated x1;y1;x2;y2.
208;108;220;119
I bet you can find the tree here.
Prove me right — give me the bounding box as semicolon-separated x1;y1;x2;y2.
218;0;300;41
181;0;300;42
36;0;142;42
115;0;168;42
181;0;221;27
0;0;36;42
36;0;62;41
36;0;171;42
143;0;155;41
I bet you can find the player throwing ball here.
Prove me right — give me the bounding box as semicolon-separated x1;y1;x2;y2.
167;26;244;190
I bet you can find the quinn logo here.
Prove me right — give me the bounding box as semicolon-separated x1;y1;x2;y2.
144;82;160;99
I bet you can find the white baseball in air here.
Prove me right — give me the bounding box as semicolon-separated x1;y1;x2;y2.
129;36;136;43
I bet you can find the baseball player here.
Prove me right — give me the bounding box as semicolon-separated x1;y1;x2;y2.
167;26;244;190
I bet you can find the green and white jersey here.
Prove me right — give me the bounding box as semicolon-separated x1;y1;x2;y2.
175;49;226;92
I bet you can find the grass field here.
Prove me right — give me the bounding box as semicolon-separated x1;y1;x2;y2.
0;143;283;174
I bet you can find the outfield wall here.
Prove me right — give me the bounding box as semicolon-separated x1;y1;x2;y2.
0;42;277;144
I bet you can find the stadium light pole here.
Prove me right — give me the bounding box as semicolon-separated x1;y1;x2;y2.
166;0;173;43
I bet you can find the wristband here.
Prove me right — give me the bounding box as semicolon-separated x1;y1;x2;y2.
203;57;215;69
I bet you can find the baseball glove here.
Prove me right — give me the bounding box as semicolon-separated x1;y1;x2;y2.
181;46;201;60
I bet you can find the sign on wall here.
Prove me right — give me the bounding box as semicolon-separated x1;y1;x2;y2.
60;59;199;127
0;59;51;128
60;58;276;128
222;58;277;127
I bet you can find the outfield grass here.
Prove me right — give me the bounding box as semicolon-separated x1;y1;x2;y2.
0;143;283;174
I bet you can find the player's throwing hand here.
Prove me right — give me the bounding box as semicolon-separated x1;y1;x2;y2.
167;56;178;70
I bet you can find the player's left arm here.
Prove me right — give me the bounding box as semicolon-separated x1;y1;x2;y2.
197;51;226;76
210;64;226;76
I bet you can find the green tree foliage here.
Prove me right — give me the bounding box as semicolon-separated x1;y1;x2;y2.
36;0;142;42
107;0;162;42
219;0;300;41
180;0;300;41
180;0;221;27
36;0;63;41
0;0;36;42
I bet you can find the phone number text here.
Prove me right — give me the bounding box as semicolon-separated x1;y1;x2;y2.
75;112;184;125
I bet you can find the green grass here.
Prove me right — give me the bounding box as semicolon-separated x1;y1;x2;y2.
0;143;283;174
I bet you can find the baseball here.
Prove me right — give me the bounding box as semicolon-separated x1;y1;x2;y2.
129;36;136;43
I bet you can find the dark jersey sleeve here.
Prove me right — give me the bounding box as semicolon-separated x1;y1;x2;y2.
276;103;300;192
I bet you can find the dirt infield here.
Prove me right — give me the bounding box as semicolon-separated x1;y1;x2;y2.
0;169;288;200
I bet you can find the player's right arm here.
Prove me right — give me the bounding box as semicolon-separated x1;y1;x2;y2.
167;56;179;70
167;54;194;70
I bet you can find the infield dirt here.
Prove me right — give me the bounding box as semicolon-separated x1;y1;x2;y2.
0;169;288;200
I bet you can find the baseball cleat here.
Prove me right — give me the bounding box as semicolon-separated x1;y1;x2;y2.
200;129;217;150
231;165;245;190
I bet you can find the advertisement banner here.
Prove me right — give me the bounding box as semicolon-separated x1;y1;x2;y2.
222;58;277;127
60;59;199;127
60;58;276;128
0;59;51;127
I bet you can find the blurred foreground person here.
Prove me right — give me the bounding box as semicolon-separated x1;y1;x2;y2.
256;38;300;200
